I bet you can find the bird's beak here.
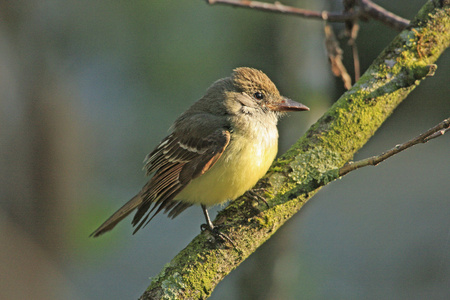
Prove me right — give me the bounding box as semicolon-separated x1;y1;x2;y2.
268;97;310;112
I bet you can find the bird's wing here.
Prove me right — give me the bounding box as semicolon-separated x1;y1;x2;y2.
90;129;230;237
131;129;230;233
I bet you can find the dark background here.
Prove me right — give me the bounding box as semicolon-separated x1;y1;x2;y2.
1;1;449;299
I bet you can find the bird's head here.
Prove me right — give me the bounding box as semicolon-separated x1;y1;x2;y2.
230;67;309;117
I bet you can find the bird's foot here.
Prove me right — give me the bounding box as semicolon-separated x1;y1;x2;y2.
245;188;269;208
200;223;235;247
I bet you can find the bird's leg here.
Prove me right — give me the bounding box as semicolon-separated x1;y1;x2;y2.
201;204;215;230
245;188;269;208
200;205;235;247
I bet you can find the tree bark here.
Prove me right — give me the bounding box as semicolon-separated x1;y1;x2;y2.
141;1;450;299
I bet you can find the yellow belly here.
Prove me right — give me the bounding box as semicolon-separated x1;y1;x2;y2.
175;128;278;206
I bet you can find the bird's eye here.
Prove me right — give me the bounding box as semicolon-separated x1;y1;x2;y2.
253;92;264;100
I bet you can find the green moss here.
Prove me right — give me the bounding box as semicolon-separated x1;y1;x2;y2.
409;3;450;61
254;215;272;228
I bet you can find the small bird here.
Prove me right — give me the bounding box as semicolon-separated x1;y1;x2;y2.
91;67;309;238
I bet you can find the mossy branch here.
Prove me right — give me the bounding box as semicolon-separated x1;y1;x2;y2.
141;1;450;299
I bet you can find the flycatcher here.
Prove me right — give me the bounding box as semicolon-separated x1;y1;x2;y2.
91;67;309;237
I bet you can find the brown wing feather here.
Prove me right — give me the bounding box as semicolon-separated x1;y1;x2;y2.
130;129;231;233
90;129;230;237
90;127;231;237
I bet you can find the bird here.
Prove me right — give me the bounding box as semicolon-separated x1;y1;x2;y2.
90;67;309;238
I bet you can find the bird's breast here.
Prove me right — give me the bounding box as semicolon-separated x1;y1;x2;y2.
175;123;279;206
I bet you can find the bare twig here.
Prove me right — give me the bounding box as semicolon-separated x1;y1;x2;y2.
347;22;360;82
344;0;359;32
324;23;352;89
339;118;450;176
343;0;361;82
206;0;358;21
207;0;409;89
206;0;409;31
360;0;410;31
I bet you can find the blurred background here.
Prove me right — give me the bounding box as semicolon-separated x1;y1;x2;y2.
1;0;449;299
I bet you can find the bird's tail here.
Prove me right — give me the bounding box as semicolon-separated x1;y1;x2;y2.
90;194;143;237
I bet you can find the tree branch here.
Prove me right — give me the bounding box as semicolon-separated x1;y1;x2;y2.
207;0;358;21
339;118;450;176
141;1;450;299
206;0;410;31
360;0;410;31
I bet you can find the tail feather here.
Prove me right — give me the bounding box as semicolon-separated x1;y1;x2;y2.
90;194;143;237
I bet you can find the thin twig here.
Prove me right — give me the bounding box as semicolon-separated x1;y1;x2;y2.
360;0;410;31
348;23;360;82
339;118;450;176
206;0;409;31
343;0;361;82
206;0;359;22
324;23;352;89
